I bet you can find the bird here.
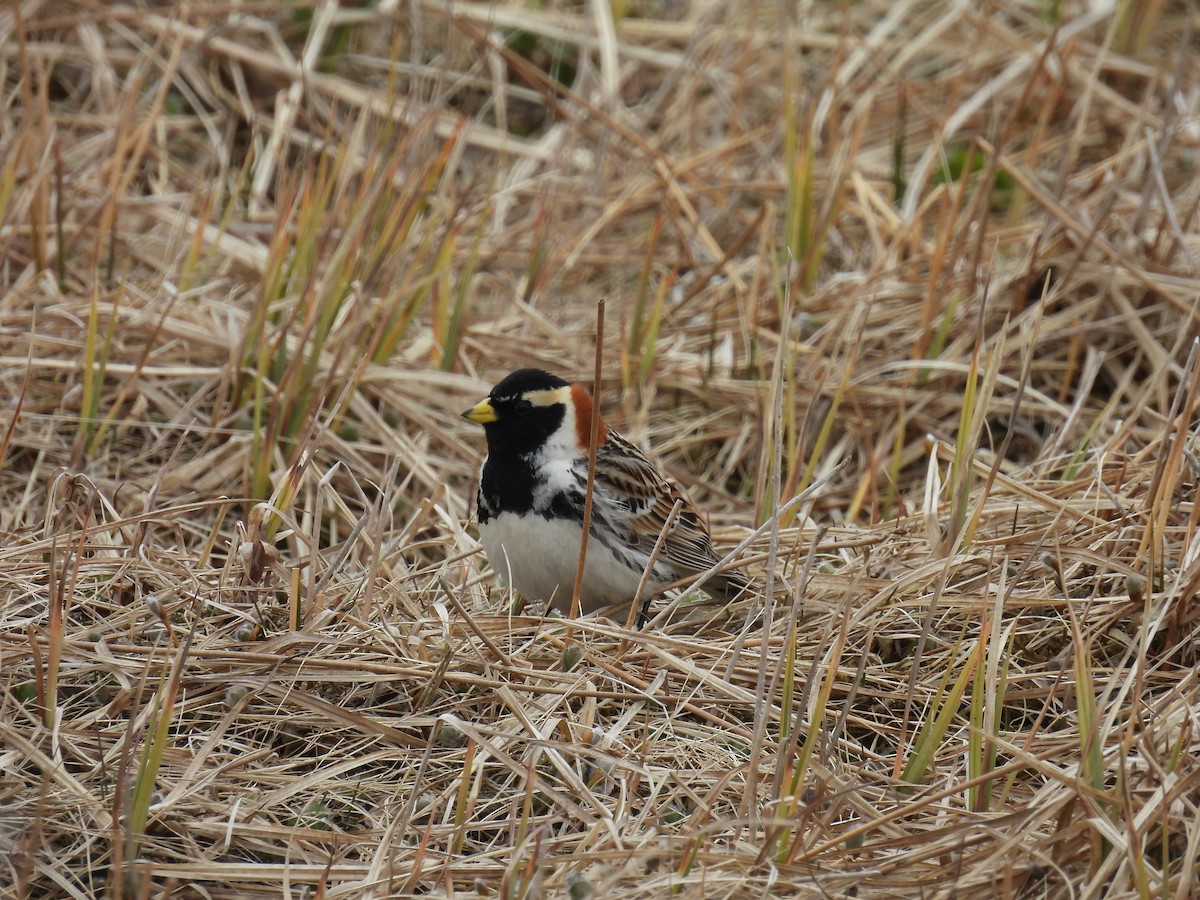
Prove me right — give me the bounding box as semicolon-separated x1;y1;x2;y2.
462;367;749;616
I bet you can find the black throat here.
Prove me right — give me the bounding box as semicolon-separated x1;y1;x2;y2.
477;452;540;521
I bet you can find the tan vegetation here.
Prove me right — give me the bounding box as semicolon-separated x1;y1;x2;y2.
2;1;1198;897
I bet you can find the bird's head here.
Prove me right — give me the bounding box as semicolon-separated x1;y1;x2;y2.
463;368;607;456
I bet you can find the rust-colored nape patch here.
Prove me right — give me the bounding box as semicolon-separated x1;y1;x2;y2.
571;383;609;449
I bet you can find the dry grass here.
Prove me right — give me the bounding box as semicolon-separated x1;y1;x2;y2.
2;1;1199;897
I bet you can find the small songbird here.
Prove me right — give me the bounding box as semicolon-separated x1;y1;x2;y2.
463;368;749;615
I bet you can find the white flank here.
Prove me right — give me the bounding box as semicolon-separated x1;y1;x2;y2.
480;513;649;613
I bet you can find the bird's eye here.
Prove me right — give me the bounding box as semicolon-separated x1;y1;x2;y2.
515;399;533;416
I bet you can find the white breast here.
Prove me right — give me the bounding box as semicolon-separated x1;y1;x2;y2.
479;513;652;614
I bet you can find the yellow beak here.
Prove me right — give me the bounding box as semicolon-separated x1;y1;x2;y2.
462;399;498;424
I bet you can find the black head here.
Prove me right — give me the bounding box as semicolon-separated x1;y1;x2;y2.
488;368;569;401
462;369;573;456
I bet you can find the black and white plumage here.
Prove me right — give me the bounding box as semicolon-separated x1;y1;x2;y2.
462;368;749;615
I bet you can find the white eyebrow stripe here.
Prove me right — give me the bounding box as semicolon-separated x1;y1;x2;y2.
529;386;571;407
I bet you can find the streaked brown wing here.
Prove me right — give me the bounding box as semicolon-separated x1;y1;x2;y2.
593;431;723;576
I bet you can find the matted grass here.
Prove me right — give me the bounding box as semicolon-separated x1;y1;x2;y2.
2;1;1198;897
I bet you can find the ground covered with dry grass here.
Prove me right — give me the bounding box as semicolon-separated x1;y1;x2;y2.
2;1;1199;897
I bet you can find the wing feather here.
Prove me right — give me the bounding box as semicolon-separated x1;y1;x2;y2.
592;431;729;578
